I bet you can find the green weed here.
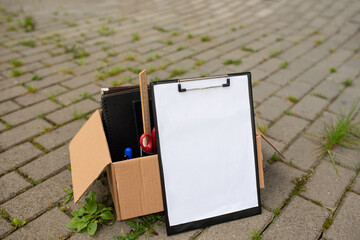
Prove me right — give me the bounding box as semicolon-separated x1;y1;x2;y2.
169;68;186;78
132;33;140;41
19;40;36;47
241;46;255;52
250;229;262;240
63;188;73;204
195;59;205;66
201;35;211;42
284;109;292;115
329;68;337;73
66;191;114;236
288;95;298;103
80;91;91;99
64;44;89;59
343;78;352;87
153;26;168;32
73;109;86;119
107;51;118;57
312;92;327;99
279;61;289;69
26;85;37;93
126;54;135;61
98;25;114;36
223;59;242;66
129;67;142;74
11;68;24;76
269;49;283;58
187;33;193;39
309;99;360;174
10;218;26;229
18;16;36;32
48;93;57;102
268;152;281;164
11;60;22;67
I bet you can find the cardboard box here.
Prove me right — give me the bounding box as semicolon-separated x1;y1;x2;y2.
69;110;265;221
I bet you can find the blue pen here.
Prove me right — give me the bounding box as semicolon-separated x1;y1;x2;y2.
124;148;133;159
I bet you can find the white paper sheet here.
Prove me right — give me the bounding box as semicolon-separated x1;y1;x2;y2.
153;75;259;226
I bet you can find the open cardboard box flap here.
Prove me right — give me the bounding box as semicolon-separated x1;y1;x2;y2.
69;110;111;202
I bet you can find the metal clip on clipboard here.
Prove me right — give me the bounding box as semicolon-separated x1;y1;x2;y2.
178;74;230;92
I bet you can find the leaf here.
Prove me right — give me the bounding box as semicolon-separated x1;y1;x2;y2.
77;221;88;232
85;191;97;204
66;219;79;229
148;228;158;235
73;208;86;217
100;211;114;220
126;220;138;229
86;201;97;215
87;220;98;236
64;194;72;204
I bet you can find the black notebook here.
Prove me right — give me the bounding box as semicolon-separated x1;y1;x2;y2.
101;87;153;162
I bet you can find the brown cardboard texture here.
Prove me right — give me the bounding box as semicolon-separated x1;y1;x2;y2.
69;110;164;220
69;110;111;202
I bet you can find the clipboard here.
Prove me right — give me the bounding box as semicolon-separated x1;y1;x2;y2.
150;72;261;235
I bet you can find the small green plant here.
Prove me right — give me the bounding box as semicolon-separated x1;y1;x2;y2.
187;33;193;39
288;95;298;103
257;123;268;134
61;68;74;75
195;59;205;66
10;218;26;229
279;61;289;69
26;85;37;93
239;25;244;29
323;217;334;230
98;25;114;36
343;78;352;87
129;67;142;74
107;51;118;57
65;44;89;59
6;25;17;31
231;27;236;32
269;49;283;58
273;206;281;220
102;45;110;51
329;48;336;53
201;35;211;42
126;54;135;61
11;60;22;67
19;40;36;47
177;46;185;51
18;16;36;32
223;59;242;66
63;188;73;204
308;99;360;175
292;175;308;195
268;152;281;164
165;40;173;45
66;191;114;235
146;54;160;62
284;109;292;115
250;229;262;240
111;78;123;86
5;123;12;129
80;91;90;99
312;92;327;99
132;33;140;41
113;214;163;240
73;109;86;119
11;68;24;77
97;65;125;79
172;31;180;36
329;68;337;73
169;68;186;78
147;67;157;74
153;26;167;32
315;39;323;46
276;37;283;42
48;93;57;101
37;114;45;118
241;46;255;52
75;58;85;66
63;20;77;27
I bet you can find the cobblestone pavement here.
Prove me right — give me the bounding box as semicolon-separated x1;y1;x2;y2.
0;0;359;239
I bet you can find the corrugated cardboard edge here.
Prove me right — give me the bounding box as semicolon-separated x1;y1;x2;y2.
69;110;112;202
106;164;122;220
256;134;264;188
113;155;163;220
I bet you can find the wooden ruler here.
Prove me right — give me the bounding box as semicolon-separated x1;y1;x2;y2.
139;70;151;145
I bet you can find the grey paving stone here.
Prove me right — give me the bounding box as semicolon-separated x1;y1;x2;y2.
306;111;337;134
250;68;270;82
261;162;303;210
328;87;360;115
46;99;99;125
164;49;194;62
302;160;355;209
0;122;6;132
139;221;198;240
266;69;298;86
30;73;71;89
352;175;360;194
4;207;72;240
325;146;360;170
2;100;60;126
275;81;312;99
261;136;287;170
34;119;86;149
0;86;27;102
0;119;52;149
257;58;283;74
267;116;309;143
252;81;281;103
284;136;320;171
0;171;31;203
19;144;70;181
262;196;330;240
312;80;343;101
197;208;273;240
255;96;292;122
61;72;98;89
14;85;67;106
0;101;20;116
0;170;72;221
291;95;329;121
0;142;43;175
324;192;360;240
56;84;100;106
0;217;13;239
